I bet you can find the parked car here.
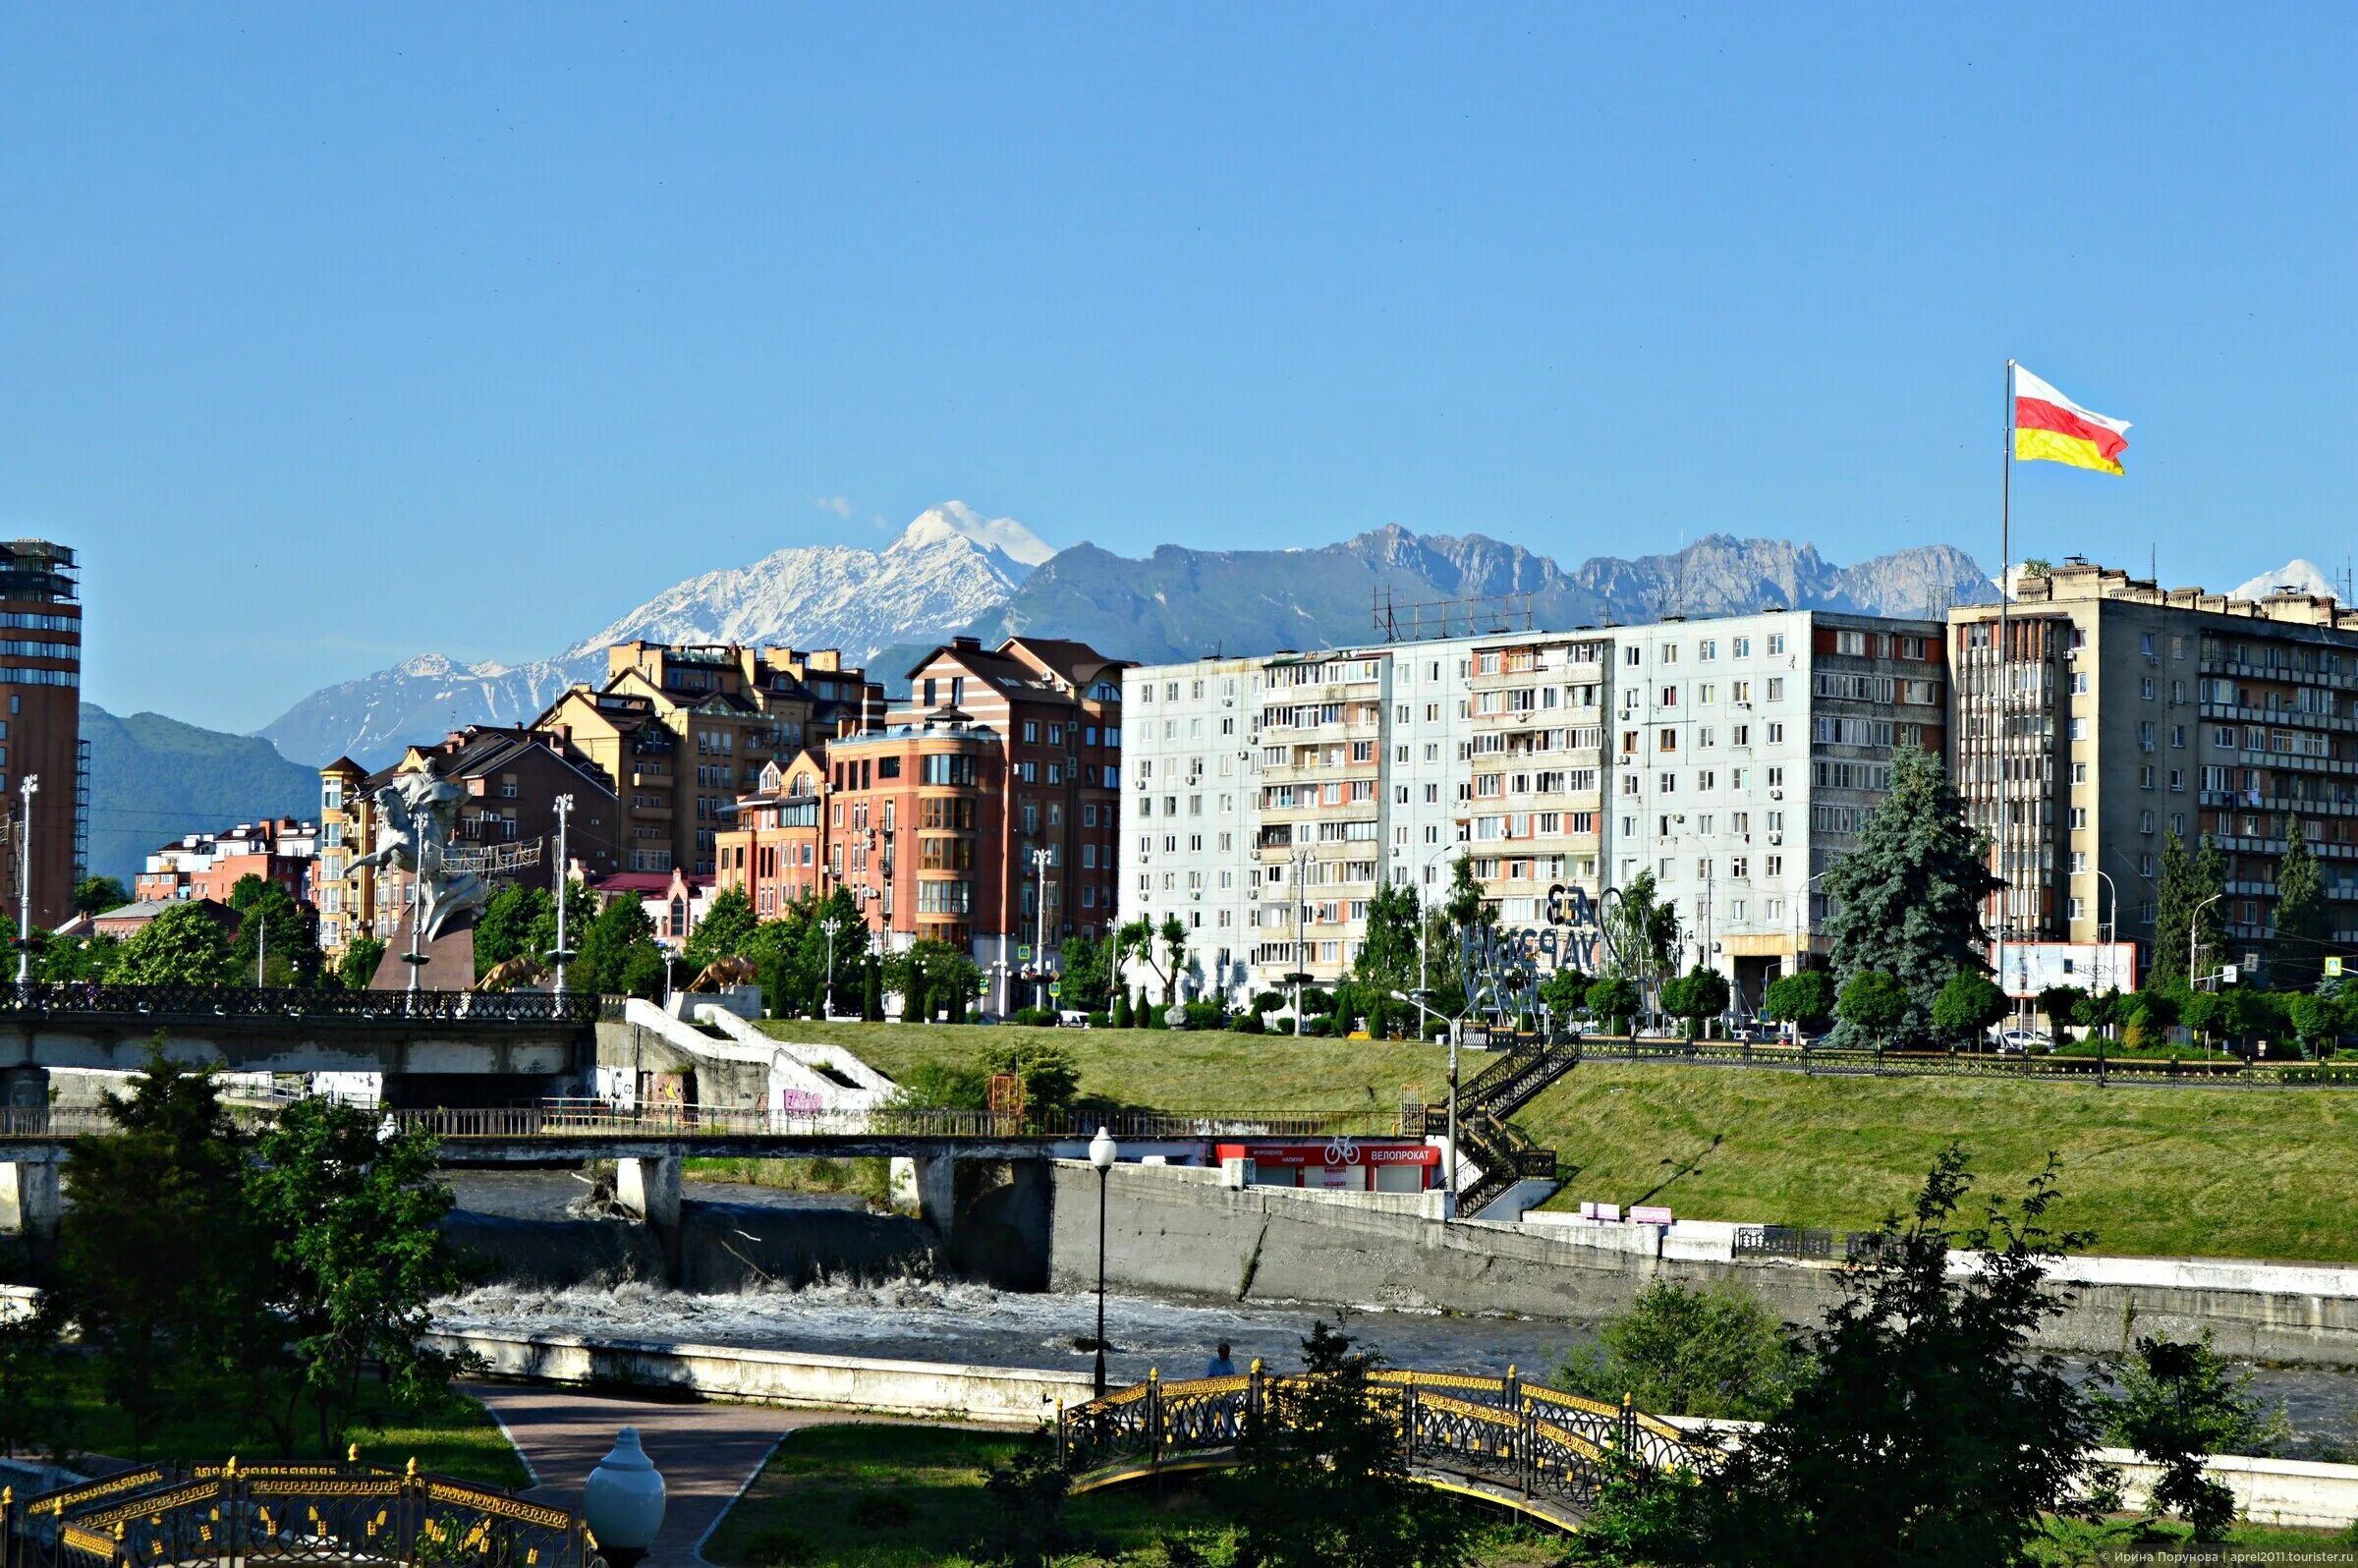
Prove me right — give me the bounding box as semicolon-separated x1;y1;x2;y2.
1989;1028;2051;1056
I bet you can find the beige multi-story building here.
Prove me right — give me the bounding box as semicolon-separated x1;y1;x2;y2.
534;644;881;876
1950;560;2358;981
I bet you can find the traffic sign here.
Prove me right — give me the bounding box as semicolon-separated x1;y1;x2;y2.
2330;957;2346;979
1017;944;1032;961
1048;981;1062;998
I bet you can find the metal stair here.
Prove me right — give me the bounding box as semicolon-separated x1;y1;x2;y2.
1452;1037;1581;1215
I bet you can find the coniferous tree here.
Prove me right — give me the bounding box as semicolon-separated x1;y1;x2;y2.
1821;749;2002;1043
2150;830;2227;992
2272;817;2330;992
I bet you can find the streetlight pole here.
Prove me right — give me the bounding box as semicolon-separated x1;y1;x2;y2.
2192;891;2225;991
1032;846;1053;1013
821;914;842;1020
14;774;35;987
1089;1126;1117;1398
1291;846;1311;1037
549;794;576;997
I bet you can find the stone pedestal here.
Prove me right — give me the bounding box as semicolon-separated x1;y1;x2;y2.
367;917;478;991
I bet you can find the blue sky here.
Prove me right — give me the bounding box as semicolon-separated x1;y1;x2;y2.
4;5;2352;732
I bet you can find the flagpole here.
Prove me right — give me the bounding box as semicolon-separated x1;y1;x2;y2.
1995;359;2014;1002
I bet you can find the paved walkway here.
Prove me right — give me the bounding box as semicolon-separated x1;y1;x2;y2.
461;1383;861;1568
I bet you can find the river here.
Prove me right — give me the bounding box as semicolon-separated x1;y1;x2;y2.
433;1176;2358;1461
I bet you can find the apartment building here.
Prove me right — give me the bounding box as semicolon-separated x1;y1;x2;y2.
314;727;619;954
534;643;881;877
1950;559;2358;979
1123;610;1943;1012
1611;610;1945;1012
0;539;85;927
134;816;319;908
712;636;1129;992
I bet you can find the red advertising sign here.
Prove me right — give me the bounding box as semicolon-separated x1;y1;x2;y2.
1214;1139;1439;1168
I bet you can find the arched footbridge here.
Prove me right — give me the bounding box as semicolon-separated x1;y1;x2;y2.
1056;1365;1719;1533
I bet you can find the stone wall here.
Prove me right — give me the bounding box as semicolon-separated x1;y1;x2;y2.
1048;1161;2358;1367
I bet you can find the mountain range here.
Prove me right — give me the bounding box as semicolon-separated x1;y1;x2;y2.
259;507;1997;770
83;704;321;886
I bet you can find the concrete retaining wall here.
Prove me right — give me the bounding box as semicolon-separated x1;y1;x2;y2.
433;1327;1088;1427
1051;1161;2358;1367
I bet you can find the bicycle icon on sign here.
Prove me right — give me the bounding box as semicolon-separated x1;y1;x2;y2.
1323;1135;1361;1165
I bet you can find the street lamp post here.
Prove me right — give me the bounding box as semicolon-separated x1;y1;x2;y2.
1089;1125;1117;1398
14;774;35;987
821;914;844;1020
2193;891;2225;990
1390;986;1458;1218
1031;847;1054;1012
548;794;577;997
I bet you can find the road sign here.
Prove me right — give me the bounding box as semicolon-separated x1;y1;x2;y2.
1048;981;1062;998
2221;964;2239;984
1017;944;1032;961
2330;957;2346;979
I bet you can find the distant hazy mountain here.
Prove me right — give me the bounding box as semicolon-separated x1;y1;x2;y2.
2230;558;2338;601
83;704;319;886
260;503;1044;767
969;527;1996;666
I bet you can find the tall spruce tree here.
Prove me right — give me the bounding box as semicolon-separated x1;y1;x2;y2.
1821;749;2001;1042
2272;816;2330;992
2151;830;2227;991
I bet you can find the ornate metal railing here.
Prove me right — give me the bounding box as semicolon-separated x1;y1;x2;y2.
0;983;606;1026
1;1456;602;1568
1056;1365;1717;1526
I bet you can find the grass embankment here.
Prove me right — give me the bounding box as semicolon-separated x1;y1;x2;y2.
754;1019;1455;1116
1518;1062;2358;1261
703;1424;1565;1568
44;1371;528;1487
746;1021;2358;1260
683;1154;893;1207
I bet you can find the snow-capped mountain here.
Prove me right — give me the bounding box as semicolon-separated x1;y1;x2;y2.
2230;558;2338;602
260;504;1046;767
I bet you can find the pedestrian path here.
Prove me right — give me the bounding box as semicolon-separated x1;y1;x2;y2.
461;1382;864;1567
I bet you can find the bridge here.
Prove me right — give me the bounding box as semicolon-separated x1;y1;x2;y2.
0;983;599;1096
1056;1365;1717;1532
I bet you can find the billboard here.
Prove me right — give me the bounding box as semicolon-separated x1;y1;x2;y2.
1993;941;2139;998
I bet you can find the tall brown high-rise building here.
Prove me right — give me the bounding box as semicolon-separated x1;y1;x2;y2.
0;540;84;929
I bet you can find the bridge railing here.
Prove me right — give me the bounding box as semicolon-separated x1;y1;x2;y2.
386;1103;1400;1143
1057;1365;1718;1520
0;982;607;1026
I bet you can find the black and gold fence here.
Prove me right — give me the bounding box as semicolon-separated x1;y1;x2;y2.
0;1456;603;1568
1055;1364;1716;1522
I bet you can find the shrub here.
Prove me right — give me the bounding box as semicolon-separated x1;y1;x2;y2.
1297;1016;1332;1037
1010;1006;1057;1028
1231;1009;1265;1035
1299;987;1336;1017
1252;990;1286;1016
1085;1012;1110;1031
1837;969;1909;1044
1183;1000;1224;1031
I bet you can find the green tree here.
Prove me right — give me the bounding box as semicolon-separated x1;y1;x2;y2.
980;1040;1081;1122
1539;964;1589;1017
1601;869;1680;991
2106;1330;2275;1543
1821;749;2002;1044
2272;817;2330;992
2151;831;2227;991
1659;965;1730;1039
1837;969;1910;1048
246;1098;465;1455
1109;985;1133;1029
1055;931;1113;1013
2287;991;2338;1055
577;893;663;998
1683;1148;2100;1563
72;875;129;916
1115;914;1190;1008
2037;984;2087;1044
48;1045;261;1454
1931;972;2008;1046
1587;975;1640;1035
37;929;118;983
1233;1319;1478;1568
470;883;553;979
1764;970;1836;1036
111;901;236;985
227;873;324;986
861;956;884;1022
684;885;758;970
334;935;386;992
1352;881;1423;994
1552;1279;1807;1421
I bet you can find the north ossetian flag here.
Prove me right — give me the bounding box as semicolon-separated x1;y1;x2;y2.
2014;365;2131;476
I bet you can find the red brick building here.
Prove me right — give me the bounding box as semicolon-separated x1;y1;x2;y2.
715;635;1129;1001
134;816;318;907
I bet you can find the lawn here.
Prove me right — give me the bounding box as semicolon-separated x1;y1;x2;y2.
702;1423;1566;1568
36;1368;530;1487
755;1019;1457;1118
1518;1062;2358;1261
753;1021;2358;1262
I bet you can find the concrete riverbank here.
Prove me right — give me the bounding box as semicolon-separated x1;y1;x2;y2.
1046;1161;2358;1367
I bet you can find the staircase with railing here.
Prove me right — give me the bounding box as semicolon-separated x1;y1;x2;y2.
1448;1036;1582;1216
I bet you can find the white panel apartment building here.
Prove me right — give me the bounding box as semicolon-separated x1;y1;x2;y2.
1122;609;1946;1014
